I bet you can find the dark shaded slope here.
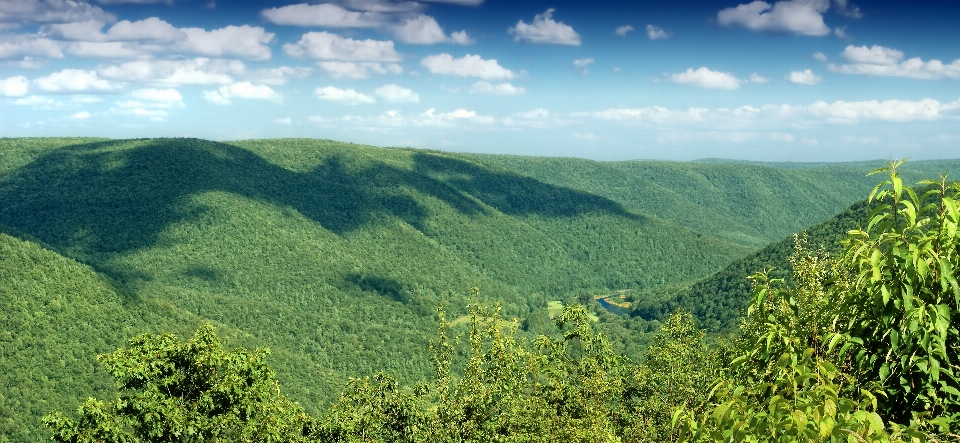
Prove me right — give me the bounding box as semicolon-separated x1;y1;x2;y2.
631;199;871;333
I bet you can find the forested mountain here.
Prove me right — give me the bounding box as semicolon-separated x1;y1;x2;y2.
3;137;958;441
462;153;960;247
0;137;745;439
630;199;871;332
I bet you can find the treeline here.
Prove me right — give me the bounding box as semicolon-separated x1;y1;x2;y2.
46;163;960;441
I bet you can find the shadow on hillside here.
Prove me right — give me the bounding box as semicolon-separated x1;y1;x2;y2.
0;138;641;277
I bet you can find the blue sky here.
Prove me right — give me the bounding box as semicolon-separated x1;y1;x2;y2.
1;0;958;161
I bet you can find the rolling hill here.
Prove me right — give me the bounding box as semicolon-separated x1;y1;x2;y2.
3;137;957;441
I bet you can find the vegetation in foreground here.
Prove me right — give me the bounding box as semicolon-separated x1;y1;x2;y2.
44;162;960;441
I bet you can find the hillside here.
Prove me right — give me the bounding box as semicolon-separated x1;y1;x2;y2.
460;153;960;248
0;137;751;439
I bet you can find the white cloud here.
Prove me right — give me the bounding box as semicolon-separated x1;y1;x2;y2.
0;0;115;25
415;108;495;127
34;69;123;93
71;111;90;119
841;45;903;65
203;90;231;105
615;25;634;37
284;31;400;62
645;24;670;40
468;81;525;95
107;17;186;42
786;69;821;84
374;84;419;103
249;66;313;85
275;117;292;125
717;0;831;36
65;41;146;58
576;98;960;127
828;45;960;80
804;99;955;123
392;14;472;45
98;58;244;85
204;82;281;105
42;19;107;41
813;51;828;62
668;67;742;90
509;8;580;46
572;58;594;74
0;34;63;59
748;73;769;83
0;75;29;96
834;26;847;39
176;25;274;61
261;3;384;28
315;86;376;105
317;61;402;79
14;94;64;109
420;53;516;80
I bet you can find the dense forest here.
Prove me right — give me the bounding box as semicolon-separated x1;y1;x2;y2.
2;138;959;441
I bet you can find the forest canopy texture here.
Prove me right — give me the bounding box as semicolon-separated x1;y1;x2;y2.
40;161;960;441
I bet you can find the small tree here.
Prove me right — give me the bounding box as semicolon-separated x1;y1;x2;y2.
44;324;315;443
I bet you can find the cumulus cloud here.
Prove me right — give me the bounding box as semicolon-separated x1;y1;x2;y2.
42;19;107;41
34;68;123;93
374;84;419;103
717;0;831;36
315;86;376;105
0;0;115;25
509;8;580;46
65;41;146;58
828;45;960;80
615;25;634;37
415;108;495;127
748;73;769;83
577;98;960;127
813;52;828;62
468;81;525;95
176;25;274;61
0;34;64;59
318;61;402;79
249;66;313;85
391;14;472;45
786;69;821;84
645;24;670;39
261;3;384;28
275;117;292;125
107;17;186;41
572;58;594;74
0;75;29;96
668;67;743;90
98;58;244;85
804;98;955;123
203;82;281;105
420;53;516;80
71;110;90;119
284;31;401;62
